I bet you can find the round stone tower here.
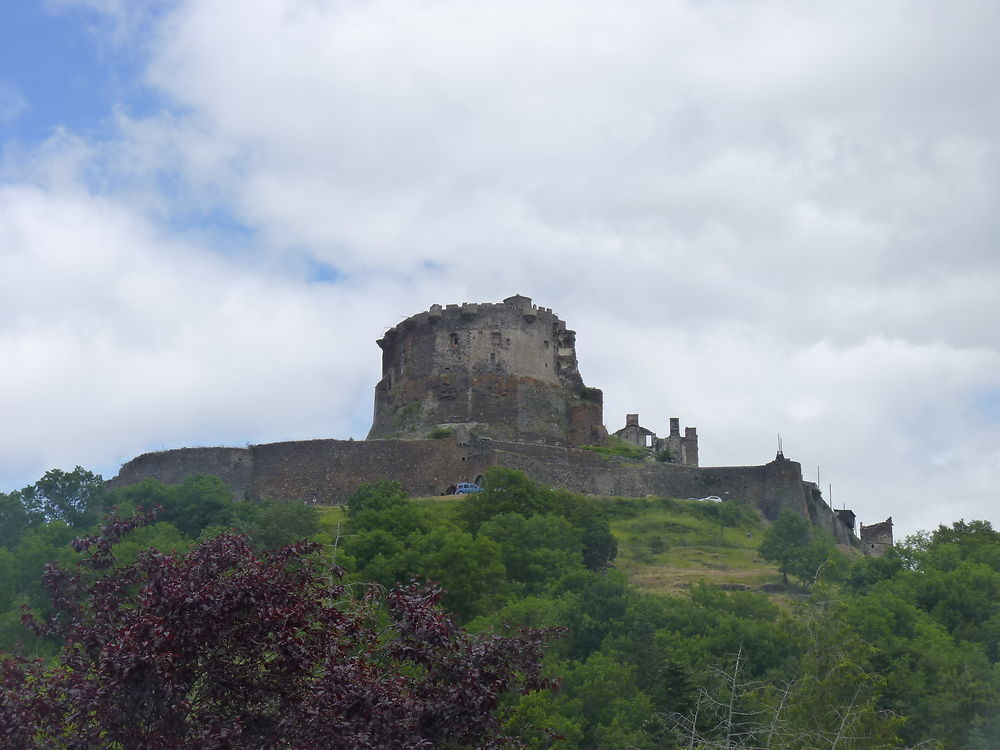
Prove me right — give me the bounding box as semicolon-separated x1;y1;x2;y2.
367;295;607;446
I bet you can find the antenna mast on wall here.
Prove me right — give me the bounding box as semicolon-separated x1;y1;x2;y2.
776;433;783;459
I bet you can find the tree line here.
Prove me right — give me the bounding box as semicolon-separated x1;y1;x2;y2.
1;466;999;747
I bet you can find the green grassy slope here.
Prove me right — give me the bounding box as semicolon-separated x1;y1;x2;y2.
603;497;782;595
318;494;793;595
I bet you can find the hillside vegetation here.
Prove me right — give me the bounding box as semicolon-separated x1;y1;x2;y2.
3;466;1000;748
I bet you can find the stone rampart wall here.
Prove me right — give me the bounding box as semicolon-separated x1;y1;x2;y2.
109;438;856;545
108;447;253;497
248;439;489;502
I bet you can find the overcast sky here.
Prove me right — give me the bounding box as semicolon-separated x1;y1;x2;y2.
2;0;998;537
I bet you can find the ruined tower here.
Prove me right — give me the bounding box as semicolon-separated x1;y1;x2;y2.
860;517;894;556
367;295;607;446
611;413;700;466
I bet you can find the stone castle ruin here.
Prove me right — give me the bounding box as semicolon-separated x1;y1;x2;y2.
369;295;606;446
860;517;894;556
613;414;699;466
111;295;889;553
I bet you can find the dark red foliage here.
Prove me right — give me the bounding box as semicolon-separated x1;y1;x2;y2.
1;512;553;749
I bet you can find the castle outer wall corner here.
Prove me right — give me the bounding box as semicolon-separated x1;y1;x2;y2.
107;447;254;497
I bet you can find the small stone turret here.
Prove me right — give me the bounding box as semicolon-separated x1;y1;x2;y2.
860;517;894;556
367;295;606;446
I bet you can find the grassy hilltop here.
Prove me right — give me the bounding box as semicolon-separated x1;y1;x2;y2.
317;492;802;598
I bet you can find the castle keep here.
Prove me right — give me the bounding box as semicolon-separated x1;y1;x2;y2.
111;295;884;551
369;295;606;446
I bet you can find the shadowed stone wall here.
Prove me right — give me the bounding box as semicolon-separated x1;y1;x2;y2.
368;295;606;446
109;447;254;497
110;440;494;504
249;439;494;502
109;438;856;546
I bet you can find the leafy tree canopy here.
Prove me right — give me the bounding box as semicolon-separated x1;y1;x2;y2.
758;509;840;588
460;467;617;570
0;511;554;749
8;467;106;533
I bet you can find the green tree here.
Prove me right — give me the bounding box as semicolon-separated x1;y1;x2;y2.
479;512;584;593
460;468;616;570
0;493;31;548
716;499;745;543
111;475;237;538
459;467;552;532
345;479;409;515
759;510;838;588
352;529;507;621
241;499;321;551
344;480;428;539
509;652;657;749
13;467;107;529
406;529;509;621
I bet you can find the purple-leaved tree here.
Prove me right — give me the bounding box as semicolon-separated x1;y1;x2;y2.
0;510;554;749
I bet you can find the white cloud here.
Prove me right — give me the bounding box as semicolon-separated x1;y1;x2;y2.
0;139;437;488
2;1;999;537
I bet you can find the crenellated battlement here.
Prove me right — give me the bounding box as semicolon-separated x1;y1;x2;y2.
378;296;563;348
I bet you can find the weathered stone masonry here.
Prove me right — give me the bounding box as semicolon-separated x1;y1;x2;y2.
612;414;699;466
368;295;606;447
110;294;880;551
110;439;855;547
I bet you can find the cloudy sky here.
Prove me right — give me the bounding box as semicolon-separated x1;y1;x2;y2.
2;0;998;537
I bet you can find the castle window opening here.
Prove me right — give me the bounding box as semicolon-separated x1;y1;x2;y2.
505;337;510;346
491;331;502;346
645;435;653;447
450;332;459;347
490;352;496;365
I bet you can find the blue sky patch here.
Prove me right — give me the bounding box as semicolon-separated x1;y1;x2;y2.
306;259;343;284
0;4;163;144
972;389;1000;423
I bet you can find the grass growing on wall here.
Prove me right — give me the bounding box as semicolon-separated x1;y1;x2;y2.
579;437;649;460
